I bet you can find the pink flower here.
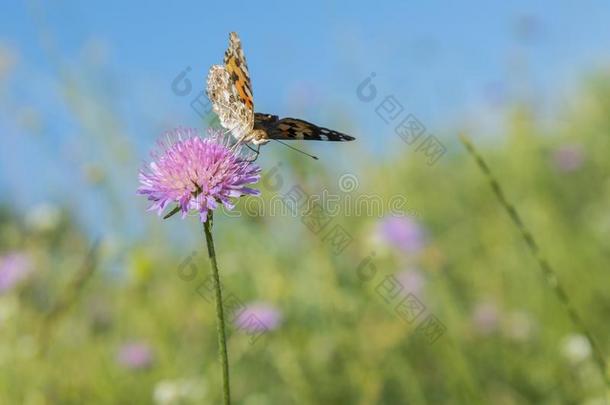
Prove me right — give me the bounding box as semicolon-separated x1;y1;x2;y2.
234;302;282;332
0;252;33;294
552;144;585;172
377;216;426;254
396;269;425;297
116;342;154;370
138;128;261;222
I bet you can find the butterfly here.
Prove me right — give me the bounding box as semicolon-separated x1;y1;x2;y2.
206;32;355;151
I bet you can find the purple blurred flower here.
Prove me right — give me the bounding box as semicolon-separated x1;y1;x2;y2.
377;216;425;254
138;128;261;222
552;144;585;172
234;302;282;332
472;302;499;336
0;252;33;294
116;342;154;370
396;269;425;297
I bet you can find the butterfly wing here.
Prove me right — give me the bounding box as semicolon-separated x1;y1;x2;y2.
224;32;254;112
206;32;254;139
206;65;251;136
254;113;355;142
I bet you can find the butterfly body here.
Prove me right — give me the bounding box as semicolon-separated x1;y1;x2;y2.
206;32;355;147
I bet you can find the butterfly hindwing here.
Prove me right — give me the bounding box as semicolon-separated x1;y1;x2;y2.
254;113;355;142
207;65;252;137
206;32;255;140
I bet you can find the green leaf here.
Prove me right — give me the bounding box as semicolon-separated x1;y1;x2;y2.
162;205;181;220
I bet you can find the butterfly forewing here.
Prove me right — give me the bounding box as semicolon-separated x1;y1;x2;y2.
254;113;355;142
224;32;255;112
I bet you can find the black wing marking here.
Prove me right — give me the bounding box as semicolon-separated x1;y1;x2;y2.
254;113;355;142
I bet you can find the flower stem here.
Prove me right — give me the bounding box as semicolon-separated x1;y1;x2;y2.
459;133;609;388
203;212;231;404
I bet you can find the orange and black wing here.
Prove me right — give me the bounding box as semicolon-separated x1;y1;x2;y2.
224;32;254;112
254;113;355;142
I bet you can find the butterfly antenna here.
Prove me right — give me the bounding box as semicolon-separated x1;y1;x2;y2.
272;139;319;160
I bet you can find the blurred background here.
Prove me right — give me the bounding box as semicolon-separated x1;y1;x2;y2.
1;1;610;403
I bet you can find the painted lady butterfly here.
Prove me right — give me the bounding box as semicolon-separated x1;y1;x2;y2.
206;32;355;149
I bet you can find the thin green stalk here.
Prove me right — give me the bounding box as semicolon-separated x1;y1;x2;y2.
203;212;231;404
459;134;609;388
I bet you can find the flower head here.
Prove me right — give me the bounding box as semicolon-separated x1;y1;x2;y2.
396;269;425;297
560;333;591;364
376;216;426;254
138;128;261;222
0;252;33;294
234;302;282;332
552;144;585;172
116;341;154;370
153;377;206;404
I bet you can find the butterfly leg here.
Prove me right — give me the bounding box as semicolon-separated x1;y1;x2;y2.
230;133;248;151
244;143;260;162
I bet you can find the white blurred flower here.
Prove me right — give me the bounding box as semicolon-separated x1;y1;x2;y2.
153;381;178;405
153;377;206;404
560;333;591;363
26;203;61;232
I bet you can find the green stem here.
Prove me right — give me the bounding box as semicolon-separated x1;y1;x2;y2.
459;133;609;389
203;212;231;404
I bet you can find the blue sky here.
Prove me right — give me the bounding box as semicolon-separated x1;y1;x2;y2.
1;0;609;233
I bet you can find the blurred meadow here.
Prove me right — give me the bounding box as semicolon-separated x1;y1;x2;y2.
1;1;610;404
